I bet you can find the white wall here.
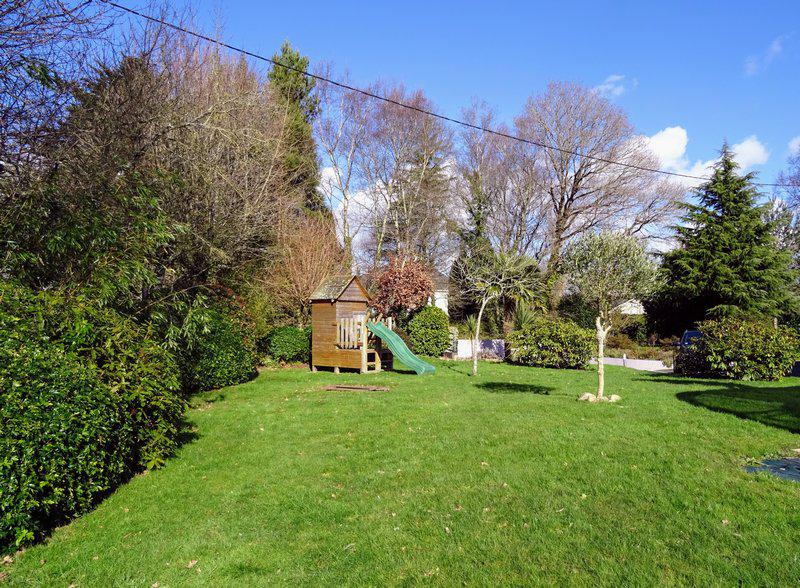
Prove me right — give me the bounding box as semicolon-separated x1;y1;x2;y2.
456;339;505;360
431;289;448;316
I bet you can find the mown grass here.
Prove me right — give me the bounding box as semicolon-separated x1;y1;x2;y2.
6;361;800;586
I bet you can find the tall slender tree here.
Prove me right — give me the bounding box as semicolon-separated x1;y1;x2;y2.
648;145;796;335
268;41;324;212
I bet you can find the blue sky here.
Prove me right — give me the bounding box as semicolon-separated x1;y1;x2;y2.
177;0;799;186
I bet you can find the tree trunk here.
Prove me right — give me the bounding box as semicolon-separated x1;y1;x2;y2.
595;314;611;399
472;298;488;376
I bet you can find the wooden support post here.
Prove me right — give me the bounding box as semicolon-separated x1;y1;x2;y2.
360;321;368;373
334;366;340;374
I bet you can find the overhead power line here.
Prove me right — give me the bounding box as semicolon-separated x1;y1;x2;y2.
99;0;792;189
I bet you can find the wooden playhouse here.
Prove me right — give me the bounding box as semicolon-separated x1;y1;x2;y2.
310;275;393;373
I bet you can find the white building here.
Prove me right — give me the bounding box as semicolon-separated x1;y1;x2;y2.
430;270;450;316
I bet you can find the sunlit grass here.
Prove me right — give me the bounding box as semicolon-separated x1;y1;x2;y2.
7;361;800;585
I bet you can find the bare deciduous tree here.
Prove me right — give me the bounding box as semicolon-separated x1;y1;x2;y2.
0;0;111;168
515;81;680;306
357;83;454;268
266;215;345;325
314;68;370;268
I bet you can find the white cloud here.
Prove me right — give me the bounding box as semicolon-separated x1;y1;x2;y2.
731;135;770;168
646;127;769;188
593;74;637;99
744;34;788;76
789;136;800;155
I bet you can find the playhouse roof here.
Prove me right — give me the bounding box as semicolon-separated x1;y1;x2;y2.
310;274;369;302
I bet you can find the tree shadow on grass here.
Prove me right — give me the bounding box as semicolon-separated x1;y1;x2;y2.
646;374;800;434
477;382;553;395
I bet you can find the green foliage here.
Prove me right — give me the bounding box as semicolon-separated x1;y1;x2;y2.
556;292;596;330
563;232;660;320
268;42;323;212
0;339;128;550
614;314;648;344
507;316;594;369
180;306;257;392
649;147;797;336
266;326;311;363
0;281;186;551
407;306;450;357
676;316;800;381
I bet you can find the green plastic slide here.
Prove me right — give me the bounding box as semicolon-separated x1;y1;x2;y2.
367;321;436;375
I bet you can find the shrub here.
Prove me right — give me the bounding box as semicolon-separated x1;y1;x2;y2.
0;282;185;468
407;306;450;357
676;316;800;380
0;281;186;551
181;306;257;392
617;315;648;344
267;326;311;363
507;316;594;369
0;340;130;549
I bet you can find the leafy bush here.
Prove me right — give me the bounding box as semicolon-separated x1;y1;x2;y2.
0;281;186;551
0;282;185;467
677;316;800;380
408;306;450;357
181;306;257;392
0;340;130;549
266;326;311;363
507;316;594;369
616;315;648;344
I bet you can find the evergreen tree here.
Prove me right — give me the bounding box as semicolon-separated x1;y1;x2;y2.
268;41;325;213
648;145;796;335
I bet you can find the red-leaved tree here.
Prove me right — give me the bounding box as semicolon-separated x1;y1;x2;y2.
372;255;433;317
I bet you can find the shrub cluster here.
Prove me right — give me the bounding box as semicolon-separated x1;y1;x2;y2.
407;306;451;357
266;326;311;363
0;282;185;550
180;307;258;392
676;316;800;380
507;316;594;369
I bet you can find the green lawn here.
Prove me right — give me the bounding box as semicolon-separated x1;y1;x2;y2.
6;361;800;586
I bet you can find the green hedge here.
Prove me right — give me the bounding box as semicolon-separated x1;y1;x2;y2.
507;316;594;369
676;316;800;380
0;281;185;551
266;326;311;363
408;306;450;357
181;307;258;392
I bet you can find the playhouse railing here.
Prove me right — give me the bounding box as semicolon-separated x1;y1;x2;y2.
335;316;393;349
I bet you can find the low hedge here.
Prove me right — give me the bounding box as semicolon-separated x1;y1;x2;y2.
507;316;594;369
266;326;311;363
408;306;450;357
676;316;800;380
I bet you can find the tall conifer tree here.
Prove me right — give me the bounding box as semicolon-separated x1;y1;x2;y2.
648;145;796;334
268;41;325;213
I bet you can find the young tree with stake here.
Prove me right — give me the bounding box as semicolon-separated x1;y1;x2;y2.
563;233;659;401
